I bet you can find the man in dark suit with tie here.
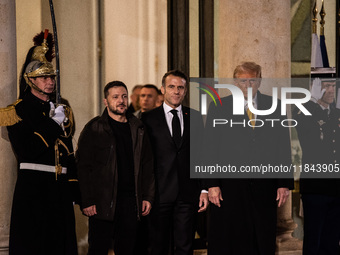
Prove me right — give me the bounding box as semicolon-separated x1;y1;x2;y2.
142;70;208;255
206;62;293;255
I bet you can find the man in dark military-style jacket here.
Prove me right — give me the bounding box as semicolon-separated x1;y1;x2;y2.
5;33;78;255
294;77;340;255
77;81;155;255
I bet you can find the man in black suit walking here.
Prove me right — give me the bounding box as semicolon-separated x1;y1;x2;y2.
142;70;208;255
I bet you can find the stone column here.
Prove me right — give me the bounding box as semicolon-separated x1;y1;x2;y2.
276;193;303;254
217;1;290;79
103;0;167;93
0;1;18;254
217;1;302;254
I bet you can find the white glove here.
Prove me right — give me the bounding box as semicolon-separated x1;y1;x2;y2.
49;102;66;125
311;78;326;102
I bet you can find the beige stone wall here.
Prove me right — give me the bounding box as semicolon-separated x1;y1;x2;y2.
0;1;18;253
15;0;42;86
217;1;291;79
103;0;167;96
215;0;291;100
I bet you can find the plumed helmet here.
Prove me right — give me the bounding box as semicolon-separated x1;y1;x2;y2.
24;60;56;79
23;30;56;95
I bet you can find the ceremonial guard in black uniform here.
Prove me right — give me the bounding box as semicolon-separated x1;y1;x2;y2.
294;78;340;255
1;32;78;255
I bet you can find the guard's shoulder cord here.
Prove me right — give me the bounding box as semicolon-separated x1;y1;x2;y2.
61;105;74;138
0;100;23;127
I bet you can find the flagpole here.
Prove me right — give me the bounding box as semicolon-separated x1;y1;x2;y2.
312;1;318;34
311;1;323;68
319;0;329;67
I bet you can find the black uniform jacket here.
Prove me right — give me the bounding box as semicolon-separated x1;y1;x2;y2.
7;92;77;181
7;92;78;255
76;109;155;221
294;101;340;196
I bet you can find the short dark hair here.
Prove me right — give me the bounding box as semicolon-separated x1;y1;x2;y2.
142;84;159;94
161;70;189;87
132;84;143;93
104;81;128;98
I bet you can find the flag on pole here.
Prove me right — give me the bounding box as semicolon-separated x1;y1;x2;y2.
311;0;323;68
311;33;323;68
320;34;329;67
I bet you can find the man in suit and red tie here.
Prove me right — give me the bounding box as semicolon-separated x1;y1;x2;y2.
142;70;208;255
206;62;293;255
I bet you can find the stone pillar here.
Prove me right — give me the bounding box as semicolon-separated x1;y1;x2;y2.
217;1;290;79
0;1;18;254
217;1;302;254
276;193;303;254
103;0;167;93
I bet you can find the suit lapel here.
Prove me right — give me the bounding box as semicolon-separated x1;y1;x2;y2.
158;105;176;145
181;106;190;147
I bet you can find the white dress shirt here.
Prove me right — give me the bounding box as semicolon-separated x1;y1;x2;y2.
163;102;184;136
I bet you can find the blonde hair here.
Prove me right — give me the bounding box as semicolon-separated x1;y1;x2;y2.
233;62;262;78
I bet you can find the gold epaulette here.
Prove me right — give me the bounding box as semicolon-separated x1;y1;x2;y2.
0;100;22;126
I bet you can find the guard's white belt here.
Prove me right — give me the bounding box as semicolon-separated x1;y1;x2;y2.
20;163;67;174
